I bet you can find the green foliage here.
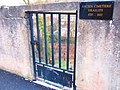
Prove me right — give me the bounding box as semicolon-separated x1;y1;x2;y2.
55;59;66;69
38;16;51;60
38;16;44;31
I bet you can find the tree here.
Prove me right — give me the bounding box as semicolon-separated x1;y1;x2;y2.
23;0;30;5
38;16;51;63
23;0;49;5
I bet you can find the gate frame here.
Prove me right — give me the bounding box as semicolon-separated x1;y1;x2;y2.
26;11;78;90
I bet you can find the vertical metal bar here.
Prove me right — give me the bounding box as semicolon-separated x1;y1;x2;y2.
43;13;48;64
66;14;70;70
51;14;54;66
58;14;61;68
29;13;37;79
73;11;78;90
43;64;45;79
36;13;41;63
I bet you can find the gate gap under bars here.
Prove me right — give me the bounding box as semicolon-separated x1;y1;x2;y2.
26;11;78;89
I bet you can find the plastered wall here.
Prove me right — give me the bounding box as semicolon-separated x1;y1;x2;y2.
76;1;120;90
0;1;120;90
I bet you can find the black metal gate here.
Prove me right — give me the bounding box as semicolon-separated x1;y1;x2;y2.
26;11;78;89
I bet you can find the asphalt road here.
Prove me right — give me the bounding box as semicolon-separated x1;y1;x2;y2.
0;69;54;90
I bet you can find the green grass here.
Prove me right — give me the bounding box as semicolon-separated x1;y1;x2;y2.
36;58;67;69
54;59;66;69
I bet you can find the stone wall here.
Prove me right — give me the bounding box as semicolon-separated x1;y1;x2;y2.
0;6;33;79
76;1;120;90
0;1;120;90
